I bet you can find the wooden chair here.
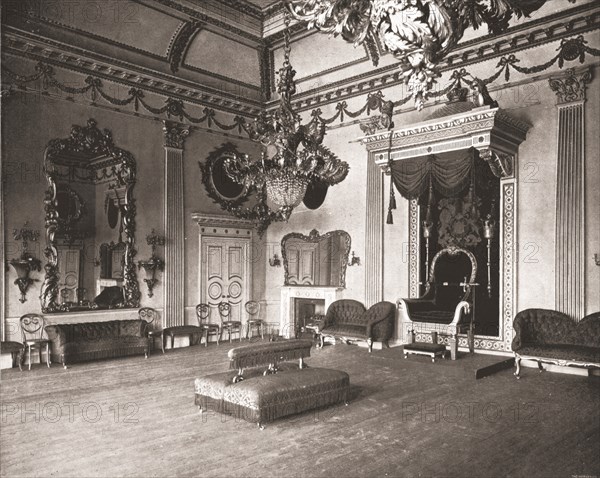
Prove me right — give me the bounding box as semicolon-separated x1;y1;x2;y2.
196;303;220;347
218;302;242;343
20;314;51;370
245;300;264;339
138;307;163;354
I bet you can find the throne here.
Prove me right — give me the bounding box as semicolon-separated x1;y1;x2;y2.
397;246;477;360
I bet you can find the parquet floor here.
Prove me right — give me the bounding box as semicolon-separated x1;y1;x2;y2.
1;341;599;478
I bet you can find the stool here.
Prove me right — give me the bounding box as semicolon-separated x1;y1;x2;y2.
163;326;202;351
403;342;447;362
1;341;25;371
195;366;350;429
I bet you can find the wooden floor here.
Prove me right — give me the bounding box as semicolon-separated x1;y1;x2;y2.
1;340;599;478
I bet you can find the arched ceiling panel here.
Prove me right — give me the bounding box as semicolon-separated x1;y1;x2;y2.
185;30;261;87
272;32;368;84
39;2;182;57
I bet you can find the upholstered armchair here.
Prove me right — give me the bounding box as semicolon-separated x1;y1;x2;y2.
397;246;477;359
320;299;395;353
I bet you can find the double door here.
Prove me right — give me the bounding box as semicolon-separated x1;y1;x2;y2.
200;236;250;325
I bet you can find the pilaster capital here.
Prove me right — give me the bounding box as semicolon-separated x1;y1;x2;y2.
163;121;190;149
549;67;592;104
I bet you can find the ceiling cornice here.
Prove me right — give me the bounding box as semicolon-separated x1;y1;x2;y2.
144;0;263;43
1;28;263;116
266;3;600;113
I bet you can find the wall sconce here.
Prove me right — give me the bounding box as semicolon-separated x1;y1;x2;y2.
9;222;42;303
348;251;361;267
269;253;281;267
137;229;165;298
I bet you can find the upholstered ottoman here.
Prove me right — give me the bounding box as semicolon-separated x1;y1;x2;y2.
194;339;350;428
195;366;349;428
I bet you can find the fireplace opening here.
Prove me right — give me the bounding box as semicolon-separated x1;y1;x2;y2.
294;298;325;337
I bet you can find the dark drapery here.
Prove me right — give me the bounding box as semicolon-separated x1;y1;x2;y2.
390;148;479;200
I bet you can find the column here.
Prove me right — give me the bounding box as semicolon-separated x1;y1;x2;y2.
549;68;591;320
163;121;190;327
365;152;384;307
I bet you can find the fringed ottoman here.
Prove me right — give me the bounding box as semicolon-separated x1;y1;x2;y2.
194;339;350;429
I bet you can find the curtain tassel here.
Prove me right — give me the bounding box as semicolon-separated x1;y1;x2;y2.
389;175;397;210
386;208;394;225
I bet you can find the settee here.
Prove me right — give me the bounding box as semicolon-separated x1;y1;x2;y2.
45;319;150;369
319;300;395;353
194;339;350;429
511;309;600;378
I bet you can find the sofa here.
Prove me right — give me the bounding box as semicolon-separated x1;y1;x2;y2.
319;300;395;353
511;309;600;378
45;319;150;368
194;339;350;429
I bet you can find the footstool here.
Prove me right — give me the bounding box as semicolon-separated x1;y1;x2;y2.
194;339;350;429
404;342;447;362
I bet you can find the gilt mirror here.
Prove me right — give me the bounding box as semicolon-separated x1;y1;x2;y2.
41;119;140;313
281;229;351;288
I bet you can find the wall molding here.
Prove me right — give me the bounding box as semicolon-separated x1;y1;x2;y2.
266;6;600;113
1;28;263;114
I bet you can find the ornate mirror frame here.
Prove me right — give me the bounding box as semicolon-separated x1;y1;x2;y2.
41;119;140;313
281;229;351;288
199;142;249;209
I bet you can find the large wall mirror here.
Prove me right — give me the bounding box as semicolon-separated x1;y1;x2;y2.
41;119;140;313
281;229;351;288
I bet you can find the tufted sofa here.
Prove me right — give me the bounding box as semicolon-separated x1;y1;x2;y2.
511;309;600;378
45;320;150;369
319;299;395;353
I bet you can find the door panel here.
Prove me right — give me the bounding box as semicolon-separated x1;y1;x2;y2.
201;237;249;325
58;247;81;302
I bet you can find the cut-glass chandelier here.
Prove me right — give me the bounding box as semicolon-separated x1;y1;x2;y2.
226;11;349;222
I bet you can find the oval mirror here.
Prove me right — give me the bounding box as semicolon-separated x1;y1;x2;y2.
303;180;329;210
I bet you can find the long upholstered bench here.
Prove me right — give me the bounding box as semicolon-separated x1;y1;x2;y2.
194;339;350;429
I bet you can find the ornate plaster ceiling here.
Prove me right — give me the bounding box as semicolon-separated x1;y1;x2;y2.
242;0;281;8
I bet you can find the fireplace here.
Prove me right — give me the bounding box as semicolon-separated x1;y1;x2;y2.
280;286;343;339
294;298;325;336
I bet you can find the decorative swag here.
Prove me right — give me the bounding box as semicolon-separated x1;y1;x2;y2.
386;147;498;225
390;148;479;200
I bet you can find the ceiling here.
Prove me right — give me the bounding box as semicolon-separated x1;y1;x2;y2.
242;0;281;8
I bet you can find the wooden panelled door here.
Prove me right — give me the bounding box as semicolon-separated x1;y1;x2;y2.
200;237;250;324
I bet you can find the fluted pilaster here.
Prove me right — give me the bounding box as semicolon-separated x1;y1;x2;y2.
163;121;189;327
549;68;591;320
365;152;384;307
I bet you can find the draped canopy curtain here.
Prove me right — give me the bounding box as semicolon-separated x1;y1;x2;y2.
389;148;480;201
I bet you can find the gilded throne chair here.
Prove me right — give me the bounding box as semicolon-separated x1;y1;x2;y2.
397;246;477;360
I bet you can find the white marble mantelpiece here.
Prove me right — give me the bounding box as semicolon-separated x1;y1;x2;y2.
280;286;343;339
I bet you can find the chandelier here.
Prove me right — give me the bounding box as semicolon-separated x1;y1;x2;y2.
285;0;549;110
226;12;349;222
